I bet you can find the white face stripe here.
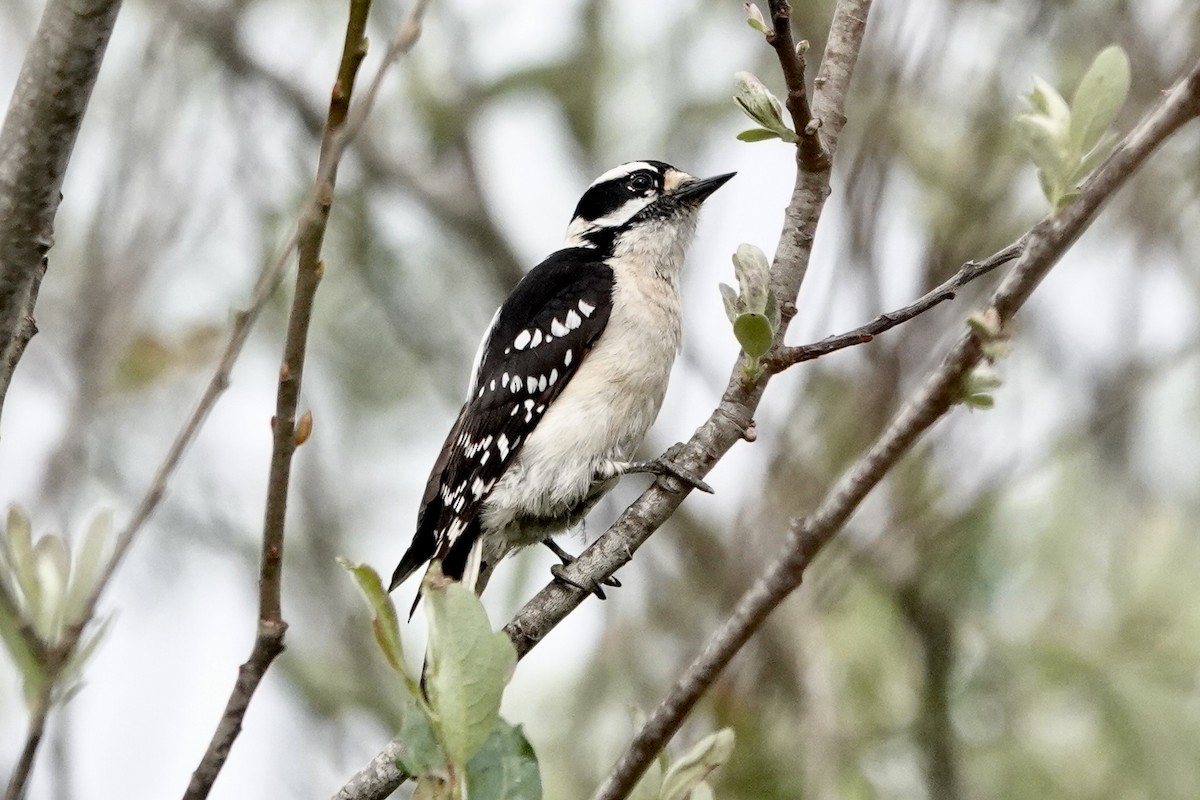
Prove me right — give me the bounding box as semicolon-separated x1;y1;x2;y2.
589;161;657;187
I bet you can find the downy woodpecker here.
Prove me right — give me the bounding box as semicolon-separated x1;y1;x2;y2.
390;160;733;599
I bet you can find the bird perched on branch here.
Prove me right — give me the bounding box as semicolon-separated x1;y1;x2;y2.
390;160;733;603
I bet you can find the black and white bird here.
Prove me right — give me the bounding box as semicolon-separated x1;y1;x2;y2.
390;160;733;600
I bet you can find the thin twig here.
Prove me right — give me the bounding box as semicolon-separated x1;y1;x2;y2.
590;56;1200;800
180;2;434;797
765;238;1026;370
4;680;52;800
766;0;826;168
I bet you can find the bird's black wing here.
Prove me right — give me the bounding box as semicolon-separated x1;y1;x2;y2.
390;249;614;590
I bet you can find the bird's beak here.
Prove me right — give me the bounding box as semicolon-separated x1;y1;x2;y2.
672;172;736;205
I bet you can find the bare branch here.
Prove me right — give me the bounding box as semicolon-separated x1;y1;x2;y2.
590;56;1200;800
766;0;826;168
0;0;123;423
181;2;433;797
766;239;1026;370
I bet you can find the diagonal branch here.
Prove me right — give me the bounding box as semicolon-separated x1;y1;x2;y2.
181;2;432;797
765;238;1026;370
590;55;1200;800
0;0;124;425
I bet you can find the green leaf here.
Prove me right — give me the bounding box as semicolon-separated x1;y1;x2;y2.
1070;45;1131;155
963;394;995;410
1027;76;1070;126
338;559;410;680
660;728;736;800
1014;112;1071;188
6;507;40;620
732;244;771;314
733;313;774;360
424;567;517;768
465;721;541;800
736;128;782;143
1072;129;1119;182
64;509;111;627
718;283;741;324
395;689;447;778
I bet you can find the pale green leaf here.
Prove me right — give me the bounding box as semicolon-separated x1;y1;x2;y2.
338;559;411;681
395;689;446;778
32;535;69;641
735;128;782;143
718;283;742;324
661;729;736;800
1072;129;1119;182
732;244;771;314
1070;45;1131;155
465;721;541;800
64;509;112;627
1014;112;1071;188
964;394;995;410
733;313;774;360
1027;76;1070;126
6;506;39;617
424;568;517;768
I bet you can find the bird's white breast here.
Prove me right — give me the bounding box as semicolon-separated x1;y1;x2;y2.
481;213;698;540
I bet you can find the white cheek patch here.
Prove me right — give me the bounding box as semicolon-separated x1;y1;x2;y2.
589;196;655;229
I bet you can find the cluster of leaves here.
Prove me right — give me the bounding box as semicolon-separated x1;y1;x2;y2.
341;559;740;799
720;244;780;384
341;560;538;799
1015;45;1131;213
0;506;113;707
733;72;799;144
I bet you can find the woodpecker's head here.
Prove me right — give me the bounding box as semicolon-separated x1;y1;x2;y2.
565;161;734;255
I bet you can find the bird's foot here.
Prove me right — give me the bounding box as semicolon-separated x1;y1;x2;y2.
543;538;620;600
623;443;714;494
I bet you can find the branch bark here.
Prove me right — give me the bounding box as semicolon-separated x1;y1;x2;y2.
590;56;1200;800
181;1;433;796
0;0;123;425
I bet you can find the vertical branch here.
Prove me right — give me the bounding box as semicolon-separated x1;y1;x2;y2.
765;0;826;168
180;2;372;797
0;0;124;422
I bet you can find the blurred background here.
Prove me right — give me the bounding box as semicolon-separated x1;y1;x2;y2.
2;0;1199;797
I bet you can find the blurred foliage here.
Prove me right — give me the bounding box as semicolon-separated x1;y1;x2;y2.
1;0;1199;799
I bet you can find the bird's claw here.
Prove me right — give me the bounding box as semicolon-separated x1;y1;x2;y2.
626;445;714;494
543;539;620;600
550;563;614;600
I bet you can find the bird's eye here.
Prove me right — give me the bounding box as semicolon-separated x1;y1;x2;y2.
628;173;654;193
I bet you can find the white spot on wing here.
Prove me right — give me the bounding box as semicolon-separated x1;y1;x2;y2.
531;329;543;348
526;376;537;393
497;434;510;459
551;318;568;337
514;329;532;350
549;368;558;386
566;309;582;330
579;299;595;317
564;350;572;366
538;374;548;392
